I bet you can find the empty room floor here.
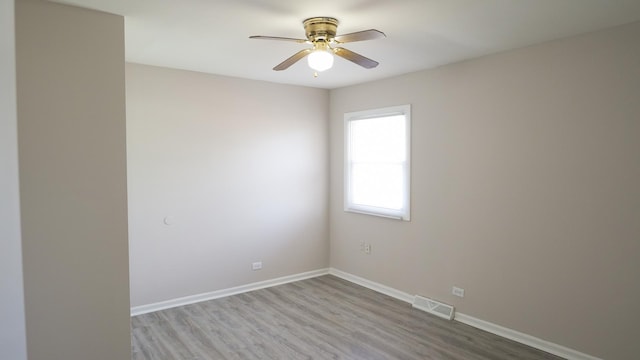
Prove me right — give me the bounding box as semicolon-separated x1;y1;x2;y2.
131;275;563;359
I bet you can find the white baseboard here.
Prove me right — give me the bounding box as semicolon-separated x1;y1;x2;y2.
130;268;329;316
454;313;602;360
328;268;414;303
329;268;601;360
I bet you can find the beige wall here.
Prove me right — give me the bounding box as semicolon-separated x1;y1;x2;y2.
0;0;27;358
16;1;131;359
126;63;329;307
329;22;640;360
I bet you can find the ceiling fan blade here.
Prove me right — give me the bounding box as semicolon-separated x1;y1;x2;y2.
273;48;312;71
334;29;386;43
249;35;308;44
333;47;379;69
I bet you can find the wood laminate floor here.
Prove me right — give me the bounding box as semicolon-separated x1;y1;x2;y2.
131;275;563;360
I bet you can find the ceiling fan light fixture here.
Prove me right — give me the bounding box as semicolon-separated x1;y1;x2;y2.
307;49;334;72
250;16;385;72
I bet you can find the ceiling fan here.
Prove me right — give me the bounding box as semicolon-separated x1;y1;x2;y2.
250;17;386;74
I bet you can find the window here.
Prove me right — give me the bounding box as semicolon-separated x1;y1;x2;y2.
344;105;410;220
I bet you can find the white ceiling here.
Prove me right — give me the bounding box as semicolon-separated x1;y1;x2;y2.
52;0;640;89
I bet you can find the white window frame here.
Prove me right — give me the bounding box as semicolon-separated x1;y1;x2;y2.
344;104;411;221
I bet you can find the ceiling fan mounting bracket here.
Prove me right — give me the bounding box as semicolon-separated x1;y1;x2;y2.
303;17;339;42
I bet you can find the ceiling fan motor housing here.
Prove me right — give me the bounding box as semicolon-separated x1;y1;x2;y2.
303;17;339;42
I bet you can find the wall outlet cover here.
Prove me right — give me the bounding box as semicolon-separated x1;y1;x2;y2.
452;286;465;298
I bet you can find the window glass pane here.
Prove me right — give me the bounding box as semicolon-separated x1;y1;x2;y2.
351;163;404;210
350;115;406;163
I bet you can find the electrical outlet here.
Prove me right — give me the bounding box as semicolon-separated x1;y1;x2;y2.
359;240;365;251
252;261;262;271
364;243;371;254
452;286;465;298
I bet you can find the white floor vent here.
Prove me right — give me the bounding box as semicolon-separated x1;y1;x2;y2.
412;295;455;320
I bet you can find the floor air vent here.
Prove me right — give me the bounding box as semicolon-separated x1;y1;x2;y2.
412;295;455;320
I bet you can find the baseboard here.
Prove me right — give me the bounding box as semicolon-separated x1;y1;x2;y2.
328;268;414;303
130;268;330;316
329;268;601;360
454;313;602;360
